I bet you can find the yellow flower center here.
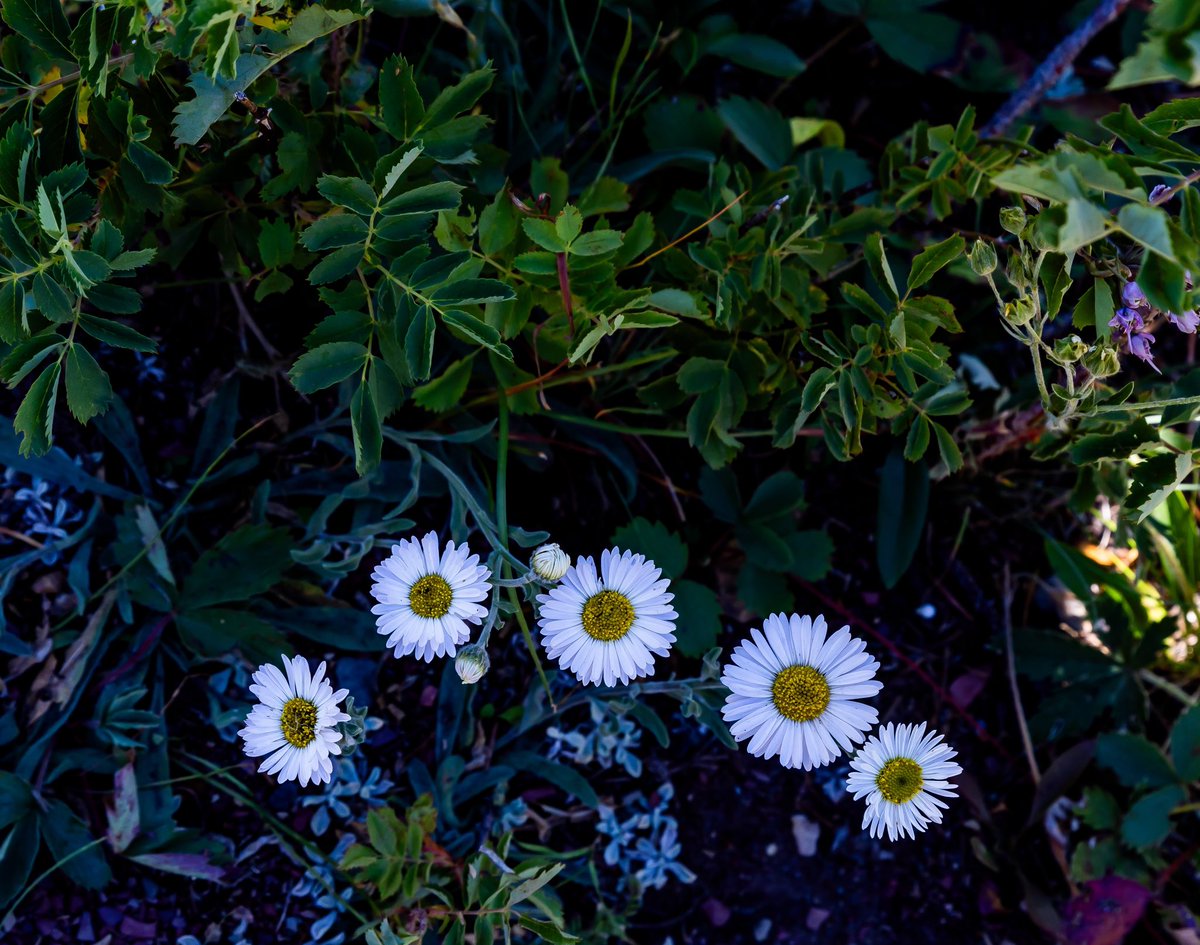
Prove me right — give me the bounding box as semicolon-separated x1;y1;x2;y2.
771;665;831;722
876;757;924;804
581;590;635;642
280;697;318;748
409;574;453;619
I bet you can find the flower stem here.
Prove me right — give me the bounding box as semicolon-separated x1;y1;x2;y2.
496;383;556;709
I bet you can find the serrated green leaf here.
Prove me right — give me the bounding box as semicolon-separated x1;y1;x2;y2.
14;361;60;457
63;343;112;423
289;342;367;393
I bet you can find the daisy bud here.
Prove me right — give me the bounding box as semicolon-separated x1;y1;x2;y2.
968;239;997;276
334;695;371;756
455;644;490;684
530;543;570;583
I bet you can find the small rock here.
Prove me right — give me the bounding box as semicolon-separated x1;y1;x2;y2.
791;814;820;856
701;899;731;927
754;918;772;942
119;916;156;939
765;842;778;856
806;908;831;931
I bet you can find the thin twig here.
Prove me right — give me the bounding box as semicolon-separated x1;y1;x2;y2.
225;272;281;359
1151;167;1200;206
980;0;1136;138
1004;565;1041;784
623;190;747;270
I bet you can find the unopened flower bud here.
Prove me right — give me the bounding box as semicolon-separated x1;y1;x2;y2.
334;695;371;756
530;543;570;582
999;206;1026;235
969;239;997;276
1083;343;1121;379
455;644;490;685
1054;334;1088;363
1004;297;1036;326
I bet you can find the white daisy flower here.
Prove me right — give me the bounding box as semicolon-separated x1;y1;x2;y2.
721;613;882;770
238;654;351;787
536;547;677;686
847;722;963;841
370;531;492;661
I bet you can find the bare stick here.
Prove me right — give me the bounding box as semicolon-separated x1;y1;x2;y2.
981;0;1136;139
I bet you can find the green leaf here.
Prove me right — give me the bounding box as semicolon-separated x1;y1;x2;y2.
380;180;463;215
876;449;929;588
40;800;110;889
0;281;26;344
503;751;599;808
1096;733;1178;788
744;470;806;521
517;915;579;944
172;8;362;145
522;217;567;252
1171;704;1200;781
289;342;367;394
413;356;474;412
610;518;688;577
63;343;112;423
1121;785;1186;848
0;819;40;909
906;235;964;294
32;272;74;323
704;33;804;78
258;219;295;269
430;279;515;305
405;304;435;380
1117;203;1176;261
309;244;366;285
181;524;293;610
0;773;32;831
127;140;174;185
865;233;899;301
1057;199;1111;253
351;380;382;474
176;608;289;664
379;55;425;140
14;361;61;457
300;215;371;251
78;315;156;352
441;309;512;359
419;63;494;131
570;230;624;256
1;0;74;61
717;96;792;169
671;579;722;657
317;175;377;215
555;205;583;245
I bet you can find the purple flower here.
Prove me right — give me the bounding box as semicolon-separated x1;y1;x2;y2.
1121;282;1147;309
1128;332;1160;373
1169;309;1200;333
1149;184;1173;204
1109;307;1145;334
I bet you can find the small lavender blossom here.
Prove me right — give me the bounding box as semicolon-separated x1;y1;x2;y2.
1169;309;1200;334
1148;184;1173;204
1121;282;1147;309
1109;307;1145;334
1128;332;1160;373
